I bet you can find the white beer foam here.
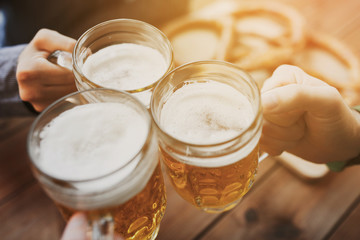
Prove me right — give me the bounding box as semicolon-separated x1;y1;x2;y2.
83;43;167;90
38;103;149;182
161;81;254;145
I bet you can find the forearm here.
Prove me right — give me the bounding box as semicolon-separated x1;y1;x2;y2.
0;44;36;117
349;106;360;157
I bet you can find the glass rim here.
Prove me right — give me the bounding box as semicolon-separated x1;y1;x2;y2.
150;60;262;148
72;18;174;93
27;88;153;184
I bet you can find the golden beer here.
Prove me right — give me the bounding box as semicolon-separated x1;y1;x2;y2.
151;61;262;213
160;146;258;212
58;163;166;240
28;89;166;239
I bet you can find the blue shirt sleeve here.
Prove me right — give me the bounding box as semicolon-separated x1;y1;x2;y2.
0;44;36;117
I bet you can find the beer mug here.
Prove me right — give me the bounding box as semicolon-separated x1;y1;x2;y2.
151;61;263;213
28;89;166;239
49;19;174;108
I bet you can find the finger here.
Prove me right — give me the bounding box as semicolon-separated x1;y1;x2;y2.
21;84;77;112
17;56;76;86
261;83;342;119
264;108;304;127
261;65;299;92
261;64;328;93
40;83;77;102
36;61;76;86
17;49;75;85
61;212;88;240
262;118;305;141
33;29;76;53
260;134;298;156
44;83;77;95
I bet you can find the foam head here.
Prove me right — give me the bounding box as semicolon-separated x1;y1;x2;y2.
83;43;168;91
160;81;255;145
37;102;149;182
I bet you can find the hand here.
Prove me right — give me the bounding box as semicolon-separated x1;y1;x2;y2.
61;212;123;240
61;213;88;240
260;65;360;164
16;29;77;112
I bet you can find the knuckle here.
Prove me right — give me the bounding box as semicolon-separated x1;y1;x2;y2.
276;64;301;74
323;85;342;101
328;85;341;96
20;89;41;103
33;104;46;113
16;70;33;84
32;28;57;48
328;86;345;108
18;88;33;102
17;73;41;102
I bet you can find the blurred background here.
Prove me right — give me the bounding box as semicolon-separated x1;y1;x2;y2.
1;0;360;239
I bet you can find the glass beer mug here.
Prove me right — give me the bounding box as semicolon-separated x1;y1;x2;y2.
27;89;166;239
151;60;263;213
49;18;174;108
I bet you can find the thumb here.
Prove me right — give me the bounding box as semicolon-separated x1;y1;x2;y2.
61;212;88;240
261;83;342;126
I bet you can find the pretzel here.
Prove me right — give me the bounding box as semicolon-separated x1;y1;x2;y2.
231;1;305;44
164;1;307;87
225;1;306;81
162;16;234;66
162;1;360;96
290;31;360;105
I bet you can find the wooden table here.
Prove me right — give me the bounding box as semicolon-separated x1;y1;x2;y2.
1;0;360;239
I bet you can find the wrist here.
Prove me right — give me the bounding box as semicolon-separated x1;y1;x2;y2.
327;105;360;172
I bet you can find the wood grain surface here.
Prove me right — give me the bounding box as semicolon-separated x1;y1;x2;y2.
1;0;360;239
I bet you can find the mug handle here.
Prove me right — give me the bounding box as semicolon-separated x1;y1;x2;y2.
47;50;73;70
259;151;269;163
91;214;115;240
